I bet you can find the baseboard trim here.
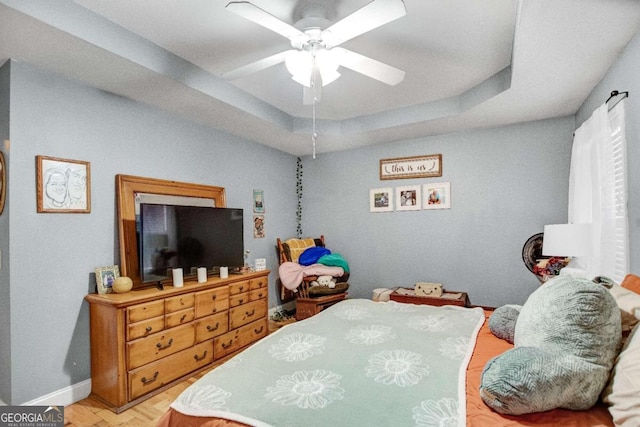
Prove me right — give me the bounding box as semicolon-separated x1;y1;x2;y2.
21;379;91;407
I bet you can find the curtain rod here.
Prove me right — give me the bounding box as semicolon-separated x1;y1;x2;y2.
606;90;628;111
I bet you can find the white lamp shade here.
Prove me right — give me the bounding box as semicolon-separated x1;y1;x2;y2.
542;223;592;257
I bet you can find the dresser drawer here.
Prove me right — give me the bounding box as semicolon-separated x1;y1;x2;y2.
165;308;195;328
214;318;268;358
195;287;229;318
127;323;195;370
228;299;267;329
165;294;195;313
195;312;229;343
127;315;165;341
249;288;267;301
229;292;249;308
127;300;164;323
229;280;250;295
250;277;268;290
128;340;213;400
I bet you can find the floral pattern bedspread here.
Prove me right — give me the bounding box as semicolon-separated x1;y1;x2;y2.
171;299;485;427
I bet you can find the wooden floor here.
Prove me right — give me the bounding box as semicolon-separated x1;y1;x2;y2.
64;367;209;427
64;318;296;426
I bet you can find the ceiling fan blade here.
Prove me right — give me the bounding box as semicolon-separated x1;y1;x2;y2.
322;0;406;49
334;47;405;86
226;2;309;46
221;50;291;80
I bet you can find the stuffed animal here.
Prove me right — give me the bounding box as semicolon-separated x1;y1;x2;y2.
414;282;443;297
311;275;336;288
480;273;622;415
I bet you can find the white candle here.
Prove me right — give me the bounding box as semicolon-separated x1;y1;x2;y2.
172;268;184;288
197;267;207;283
219;266;229;279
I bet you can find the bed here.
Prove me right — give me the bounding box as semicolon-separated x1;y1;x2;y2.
157;287;640;427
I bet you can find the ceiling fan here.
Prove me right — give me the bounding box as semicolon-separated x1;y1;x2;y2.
222;0;407;104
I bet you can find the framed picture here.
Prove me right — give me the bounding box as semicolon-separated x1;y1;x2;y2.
95;265;120;295
253;214;265;238
36;155;91;213
0;151;5;215
253;189;264;213
423;182;451;209
396;185;421;211
380;154;442;180
370;187;393;212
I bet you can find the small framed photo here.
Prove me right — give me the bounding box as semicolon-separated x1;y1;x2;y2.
253;215;265;238
253;189;264;213
370;187;393;212
423;182;451;210
95;265;120;294
36;155;91;213
396;185;421;211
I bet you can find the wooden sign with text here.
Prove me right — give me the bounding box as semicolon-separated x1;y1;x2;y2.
379;154;442;180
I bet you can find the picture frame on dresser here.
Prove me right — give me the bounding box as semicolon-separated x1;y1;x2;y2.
95;265;120;294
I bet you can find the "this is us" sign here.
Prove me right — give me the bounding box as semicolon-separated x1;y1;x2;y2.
379;154;442;180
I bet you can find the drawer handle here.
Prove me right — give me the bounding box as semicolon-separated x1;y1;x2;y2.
211;295;217;300
239;286;244;291
221;340;233;349
145;326;153;333
156;338;173;350
194;350;208;362
257;292;264;298
141;371;159;385
207;322;220;332
246;309;255;317
180;314;187;322
211;308;217;313
238;298;244;304
255;326;264;334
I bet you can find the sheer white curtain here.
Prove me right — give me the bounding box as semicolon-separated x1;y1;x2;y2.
568;100;628;282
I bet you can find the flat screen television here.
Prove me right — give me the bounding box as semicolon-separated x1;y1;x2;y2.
139;203;244;283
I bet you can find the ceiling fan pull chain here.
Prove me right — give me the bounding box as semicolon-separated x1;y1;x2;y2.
312;57;318;159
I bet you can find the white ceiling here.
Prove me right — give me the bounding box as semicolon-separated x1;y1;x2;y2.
1;0;640;156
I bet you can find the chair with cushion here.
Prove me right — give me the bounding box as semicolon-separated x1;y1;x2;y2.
276;235;349;319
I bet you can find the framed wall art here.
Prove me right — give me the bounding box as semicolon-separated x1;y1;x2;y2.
370;187;393;212
423;182;451;210
380;154;442;180
396;185;421;211
253;189;264;213
95;265;120;294
36;155;91;213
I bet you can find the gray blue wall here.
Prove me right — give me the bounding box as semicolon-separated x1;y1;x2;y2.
301;117;574;308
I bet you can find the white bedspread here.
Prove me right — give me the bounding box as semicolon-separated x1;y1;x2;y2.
171;299;485;427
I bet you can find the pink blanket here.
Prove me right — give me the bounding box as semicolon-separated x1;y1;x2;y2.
278;262;345;290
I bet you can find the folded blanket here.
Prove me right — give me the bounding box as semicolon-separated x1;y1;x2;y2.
279;262;345;290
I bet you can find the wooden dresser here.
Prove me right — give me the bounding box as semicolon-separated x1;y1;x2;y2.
85;270;269;413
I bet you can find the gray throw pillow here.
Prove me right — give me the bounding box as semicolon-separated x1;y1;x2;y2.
480;275;622;415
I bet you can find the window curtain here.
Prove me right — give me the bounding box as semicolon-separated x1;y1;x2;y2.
568;100;628;282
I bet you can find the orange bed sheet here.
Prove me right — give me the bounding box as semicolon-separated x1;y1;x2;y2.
157;310;614;427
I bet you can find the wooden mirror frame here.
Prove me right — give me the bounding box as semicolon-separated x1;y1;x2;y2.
116;174;226;289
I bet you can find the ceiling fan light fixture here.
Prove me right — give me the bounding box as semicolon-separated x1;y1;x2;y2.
285;48;340;87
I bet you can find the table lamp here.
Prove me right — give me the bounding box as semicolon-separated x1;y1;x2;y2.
542;223;592;275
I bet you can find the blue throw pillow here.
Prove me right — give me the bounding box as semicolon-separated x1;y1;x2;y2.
298;246;331;266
